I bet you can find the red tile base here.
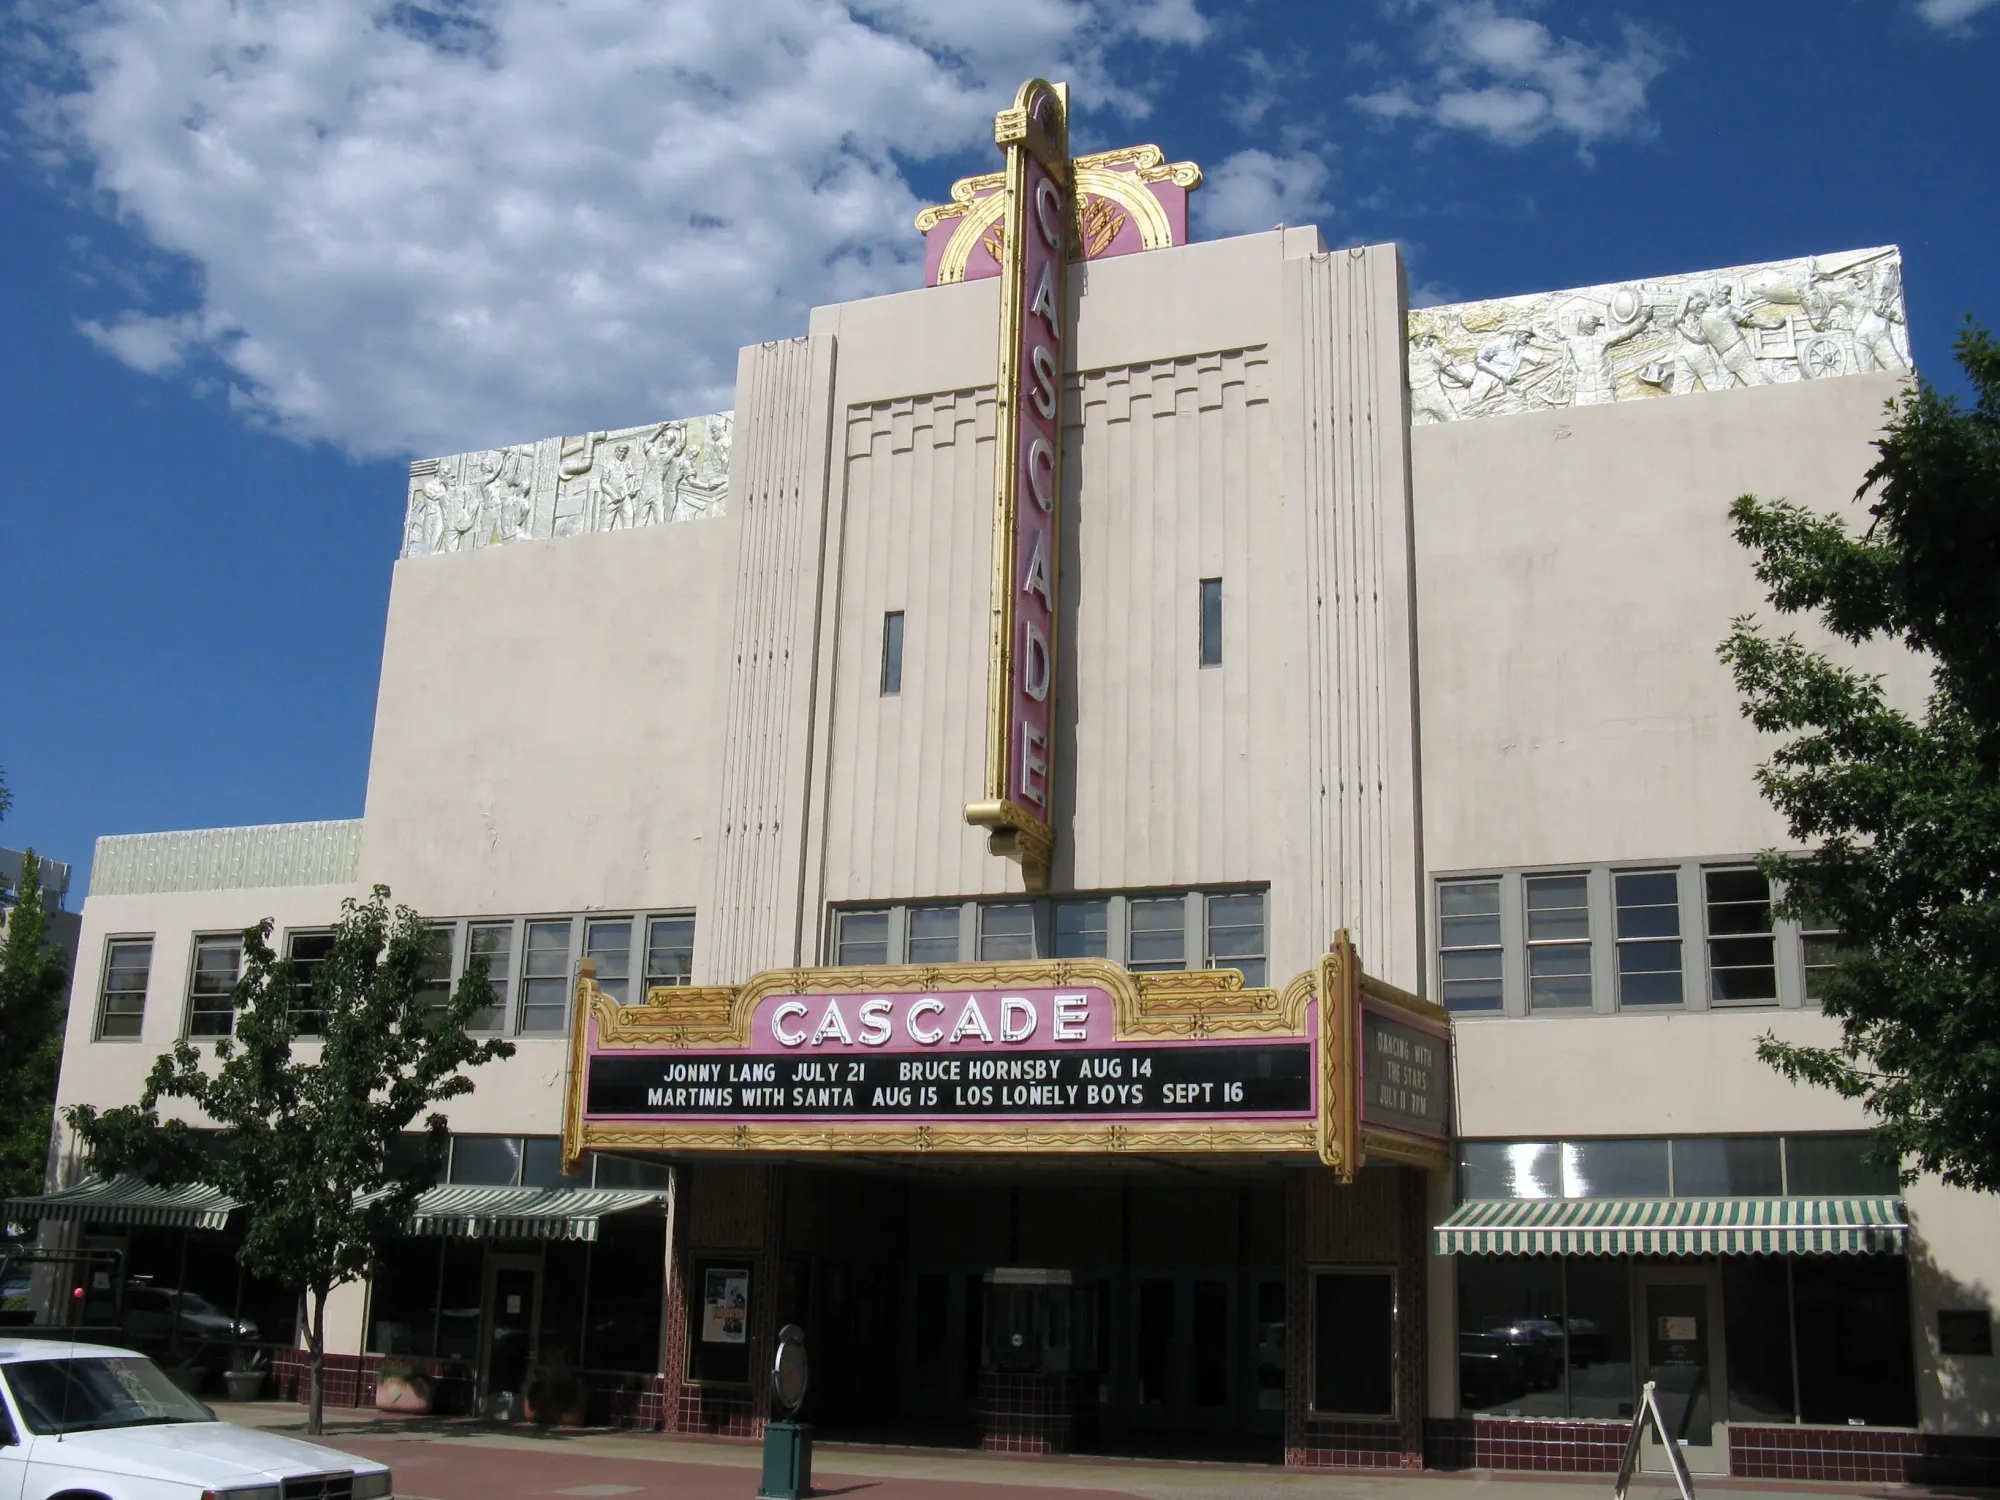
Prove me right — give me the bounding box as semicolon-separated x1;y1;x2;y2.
974;1370;1095;1454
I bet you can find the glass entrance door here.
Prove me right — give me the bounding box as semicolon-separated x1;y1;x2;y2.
1636;1267;1728;1475
480;1254;541;1419
1131;1274;1237;1431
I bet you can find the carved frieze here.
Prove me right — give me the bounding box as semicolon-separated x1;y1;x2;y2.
401;411;733;559
1407;247;1909;425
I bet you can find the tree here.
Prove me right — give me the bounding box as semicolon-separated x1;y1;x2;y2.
68;886;514;1433
1;840;71;1200
1719;320;2000;1192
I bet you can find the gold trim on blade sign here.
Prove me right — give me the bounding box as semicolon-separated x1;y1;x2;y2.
964;76;1069;895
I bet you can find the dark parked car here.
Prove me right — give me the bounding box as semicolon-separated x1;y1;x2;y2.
1459;1331;1526;1407
1484;1317;1565;1389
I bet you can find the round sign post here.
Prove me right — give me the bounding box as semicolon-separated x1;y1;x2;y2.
756;1325;812;1500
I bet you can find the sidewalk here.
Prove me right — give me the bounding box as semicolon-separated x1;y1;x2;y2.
209;1403;1998;1500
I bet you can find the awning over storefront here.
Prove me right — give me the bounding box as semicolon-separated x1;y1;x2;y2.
405;1185;669;1242
5;1175;242;1231
1434;1196;1908;1257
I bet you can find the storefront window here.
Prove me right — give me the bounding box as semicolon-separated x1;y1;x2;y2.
585;1216;666;1373
1723;1258;1794;1421
1562;1139;1668;1198
1564;1258;1633;1419
1459;1141;1560;1200
437;1242;484;1362
1312;1269;1395;1417
1457;1255;1564;1417
1673;1136;1783;1196
536;1240;589;1366
1794;1257;1917;1427
369;1238;444;1356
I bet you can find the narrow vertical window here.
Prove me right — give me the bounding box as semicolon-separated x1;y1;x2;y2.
286;931;337;1037
465;923;512;1031
1615;871;1683;1006
906;906;961;963
1205;892;1267;987
1054;899;1108;959
418;925;456;1020
1437;880;1503;1013
97;938;153;1040
1800;911;1847;1001
519;919;573;1033
881;610;905;695
836;909;890;966
646;914;696;989
186;935;241;1039
1198;578;1223;667
1706;868;1777;1004
979;903;1036;961
1127;896;1187;972
585;919;632;1004
1524;874;1591;1010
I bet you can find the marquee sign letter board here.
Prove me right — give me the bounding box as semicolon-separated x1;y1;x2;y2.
563;931;1452;1176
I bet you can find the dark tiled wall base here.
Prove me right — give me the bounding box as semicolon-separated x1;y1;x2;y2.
272;1349;378;1408
1290;1419;1424;1469
975;1370;1095;1454
1731;1425;2000;1487
673;1384;758;1437
1423;1416;1630;1473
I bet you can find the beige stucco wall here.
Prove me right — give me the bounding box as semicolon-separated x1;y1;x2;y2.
359;514;737;918
1412;372;1920;876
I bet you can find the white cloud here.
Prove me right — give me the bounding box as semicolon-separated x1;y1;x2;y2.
21;0;1208;459
1916;0;1998;26
1194;147;1332;237
1350;1;1673;156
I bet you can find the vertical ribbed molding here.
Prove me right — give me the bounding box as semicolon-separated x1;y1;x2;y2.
1282;243;1425;991
696;334;839;981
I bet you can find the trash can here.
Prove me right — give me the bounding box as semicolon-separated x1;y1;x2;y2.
757;1418;813;1500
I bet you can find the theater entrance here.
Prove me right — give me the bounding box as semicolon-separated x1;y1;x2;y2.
767;1166;1289;1461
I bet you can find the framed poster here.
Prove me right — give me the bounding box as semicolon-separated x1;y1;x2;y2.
702;1267;750;1344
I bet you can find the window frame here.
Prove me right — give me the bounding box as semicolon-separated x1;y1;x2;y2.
183;931;244;1041
281;927;338;1038
1702;864;1780;1008
1431;857;1819;1019
1198;577;1223;668
880;610;905;696
95;934;155;1042
1436;877;1506;1016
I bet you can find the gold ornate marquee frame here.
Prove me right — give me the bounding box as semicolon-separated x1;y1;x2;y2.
561;931;1451;1179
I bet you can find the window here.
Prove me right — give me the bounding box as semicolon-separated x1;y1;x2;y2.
1672;1136;1783;1196
585;920;632;1004
520;920;572;1033
1800;910;1847;1001
979;903;1036;961
1459;1142;1561;1200
521;1136;568;1188
906;907;960;964
1794;1257;1917;1426
1457;1254;1565;1417
1054;899;1107;959
1706;867;1777;1004
1784;1133;1900;1195
465;923;511;1031
1127;896;1186;972
417;925;455;1019
97;939;152;1040
1206;893;1267;987
880;610;905;696
1524;874;1590;1010
186;936;240;1039
836;909;890;967
1312;1269;1395;1417
645;914;695;989
1938;1310;1994;1357
1614;871;1682;1006
1438;880;1502;1013
1560;1139;1668;1197
1198;578;1222;667
286;931;336;1037
448;1135;523;1185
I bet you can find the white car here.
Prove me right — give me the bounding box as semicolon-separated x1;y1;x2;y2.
0;1341;393;1500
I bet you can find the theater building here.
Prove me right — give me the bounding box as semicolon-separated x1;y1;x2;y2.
18;80;2000;1485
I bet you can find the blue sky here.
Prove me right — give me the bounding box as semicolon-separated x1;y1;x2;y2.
3;0;1994;899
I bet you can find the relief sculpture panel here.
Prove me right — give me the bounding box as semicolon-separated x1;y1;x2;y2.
1407;246;1908;425
402;411;733;558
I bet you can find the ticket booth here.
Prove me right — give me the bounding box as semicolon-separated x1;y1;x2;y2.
978;1268;1097;1451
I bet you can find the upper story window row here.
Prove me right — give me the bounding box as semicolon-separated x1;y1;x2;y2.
93;909;697;1044
1435;860;1841;1018
1457;1132;1899;1200
831;888;1268;988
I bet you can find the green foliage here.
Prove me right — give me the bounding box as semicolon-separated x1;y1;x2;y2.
1719;321;2000;1193
67;885;513;1429
0;851;70;1200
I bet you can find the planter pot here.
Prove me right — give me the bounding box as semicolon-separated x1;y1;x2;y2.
223;1370;266;1402
522;1393;588;1428
375;1375;434;1414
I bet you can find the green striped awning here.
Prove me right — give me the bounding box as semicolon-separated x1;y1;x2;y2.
405;1185;669;1242
5;1175;242;1231
1435;1197;1907;1256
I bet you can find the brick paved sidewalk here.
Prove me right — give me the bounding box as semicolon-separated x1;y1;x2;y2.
210;1403;1997;1500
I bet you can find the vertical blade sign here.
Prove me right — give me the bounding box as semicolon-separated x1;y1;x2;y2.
966;78;1070;891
